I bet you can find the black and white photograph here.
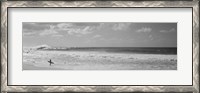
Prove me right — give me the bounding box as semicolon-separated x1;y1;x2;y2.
23;22;177;70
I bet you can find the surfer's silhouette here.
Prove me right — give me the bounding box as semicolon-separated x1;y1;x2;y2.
48;59;54;66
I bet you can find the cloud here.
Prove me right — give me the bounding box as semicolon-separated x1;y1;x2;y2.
112;23;131;31
73;23;100;27
67;26;94;35
136;27;152;33
160;28;176;33
93;35;101;38
23;30;37;36
56;23;73;30
52;34;63;37
55;23;99;36
23;23;97;37
23;32;34;36
39;25;58;36
23;23;58;37
35;24;94;36
39;30;57;36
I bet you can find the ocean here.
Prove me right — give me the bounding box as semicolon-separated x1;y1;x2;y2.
42;47;177;55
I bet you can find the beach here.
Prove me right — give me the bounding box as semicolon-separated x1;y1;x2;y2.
23;49;177;70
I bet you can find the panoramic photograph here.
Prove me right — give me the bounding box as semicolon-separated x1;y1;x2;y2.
23;22;177;70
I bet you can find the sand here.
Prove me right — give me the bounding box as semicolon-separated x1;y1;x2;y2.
23;50;177;70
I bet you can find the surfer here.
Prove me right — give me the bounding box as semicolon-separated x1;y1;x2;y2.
48;59;54;66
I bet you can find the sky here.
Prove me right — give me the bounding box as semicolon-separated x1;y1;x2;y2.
23;22;177;47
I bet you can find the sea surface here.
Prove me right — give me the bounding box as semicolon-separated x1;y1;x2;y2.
42;47;177;55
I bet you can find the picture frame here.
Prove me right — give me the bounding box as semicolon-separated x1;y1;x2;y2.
1;1;199;93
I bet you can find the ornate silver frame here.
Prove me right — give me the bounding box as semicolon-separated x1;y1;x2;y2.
1;1;199;93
